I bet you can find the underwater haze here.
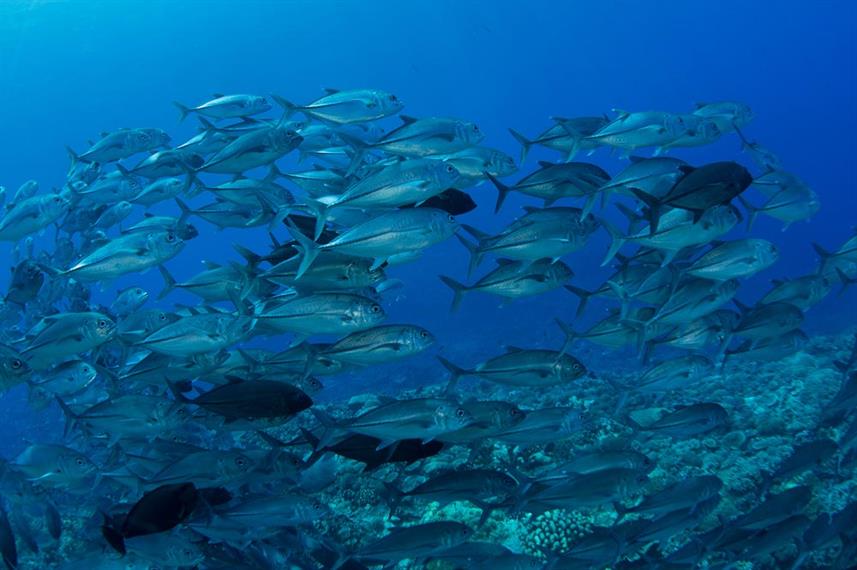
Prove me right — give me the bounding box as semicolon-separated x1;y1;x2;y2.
0;0;856;568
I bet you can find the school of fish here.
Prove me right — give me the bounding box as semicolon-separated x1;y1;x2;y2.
0;89;855;569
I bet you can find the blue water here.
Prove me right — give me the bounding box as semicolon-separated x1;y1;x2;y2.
0;0;855;456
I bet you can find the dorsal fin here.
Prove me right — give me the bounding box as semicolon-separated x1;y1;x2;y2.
538;160;556;168
399;115;418;125
212;93;225;98
504;345;525;354
629;156;645;163
322;87;340;95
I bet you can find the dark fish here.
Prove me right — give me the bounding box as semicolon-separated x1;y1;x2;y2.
632;161;753;233
102;482;201;555
298;427;444;472
172;379;312;423
406;188;477;216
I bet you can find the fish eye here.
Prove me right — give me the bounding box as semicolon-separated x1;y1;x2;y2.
419;330;429;338
53;196;62;203
447;214;455;223
98;320;107;328
509;408;520;416
389;94;397;102
371;305;381;313
472;125;479;132
136;288;143;294
11;359;22;369
166;232;176;243
312;500;323;510
159;313;167;320
76;458;85;466
456;408;466;418
446;164;455;173
235;457;246;467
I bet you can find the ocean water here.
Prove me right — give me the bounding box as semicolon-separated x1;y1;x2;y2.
0;1;856;568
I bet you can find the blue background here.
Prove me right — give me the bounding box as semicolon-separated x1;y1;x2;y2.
0;0;855;452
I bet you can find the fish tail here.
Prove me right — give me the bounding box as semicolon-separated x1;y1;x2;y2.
298;426;321;452
554;318;577;354
604;280;632;320
484;171;512;214
172;101;191;122
165;380;192;404
310;408;341;450
638;338;655;365
508;128;533;164
438;275;469;313
174;197;194;226
64;146;84;173
284;219;320;279
270;93;299;118
629;188;662;234
233;244;263;269
812;242;832;273
266;162;283;182
472;499;498;527
615;202;644;228
436;355;467;394
101;517;127;555
581;191;599;220
157;265;176;300
835;268;857;296
54;397;79;438
305;199;330;241
454;233;483;278
563;285;593;319
599;217;626;267
737;194;760;231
